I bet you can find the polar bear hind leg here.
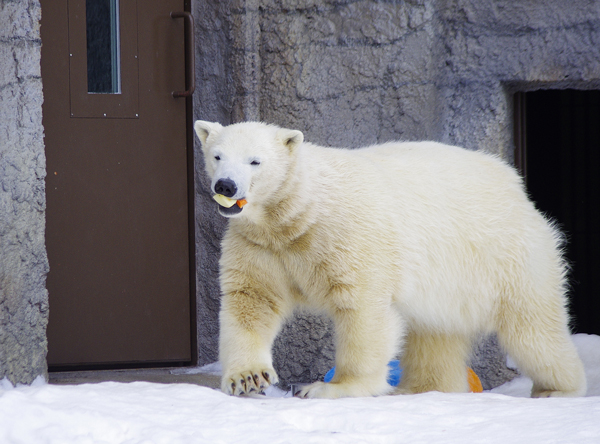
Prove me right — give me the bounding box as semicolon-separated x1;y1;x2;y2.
299;302;402;398
495;287;587;397
395;331;471;394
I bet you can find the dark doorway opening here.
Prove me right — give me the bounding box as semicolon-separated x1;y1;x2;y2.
515;89;600;336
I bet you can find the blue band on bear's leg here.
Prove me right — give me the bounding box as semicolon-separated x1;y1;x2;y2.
324;360;402;386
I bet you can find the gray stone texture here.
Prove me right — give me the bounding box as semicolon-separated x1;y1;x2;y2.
191;0;600;389
0;0;48;385
192;0;234;367
469;334;519;391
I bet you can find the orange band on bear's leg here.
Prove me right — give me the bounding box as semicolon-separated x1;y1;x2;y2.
467;367;483;393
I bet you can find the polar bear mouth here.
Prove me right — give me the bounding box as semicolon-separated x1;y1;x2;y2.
217;203;244;217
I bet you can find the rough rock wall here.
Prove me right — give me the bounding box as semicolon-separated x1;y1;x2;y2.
193;0;277;367
259;0;441;147
0;0;48;385
193;0;600;388
193;0;443;381
192;0;233;368
438;0;600;159
259;1;443;387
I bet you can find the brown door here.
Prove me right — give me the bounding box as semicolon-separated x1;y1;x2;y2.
41;0;194;368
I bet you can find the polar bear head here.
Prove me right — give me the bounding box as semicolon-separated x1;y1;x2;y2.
194;121;304;218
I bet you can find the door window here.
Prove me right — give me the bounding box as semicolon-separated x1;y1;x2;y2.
86;0;121;94
69;0;138;118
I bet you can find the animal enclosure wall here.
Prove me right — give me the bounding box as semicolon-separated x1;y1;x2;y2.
0;0;48;385
192;0;600;388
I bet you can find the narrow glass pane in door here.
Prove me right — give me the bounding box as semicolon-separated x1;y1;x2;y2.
87;0;121;93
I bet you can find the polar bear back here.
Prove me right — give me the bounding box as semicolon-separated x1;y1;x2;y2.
295;140;564;333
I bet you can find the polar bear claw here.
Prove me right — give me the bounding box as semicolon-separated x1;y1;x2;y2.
222;368;278;396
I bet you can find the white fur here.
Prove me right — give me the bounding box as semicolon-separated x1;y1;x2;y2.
195;120;587;399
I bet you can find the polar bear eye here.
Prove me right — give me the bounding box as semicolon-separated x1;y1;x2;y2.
214;155;221;161
250;160;261;166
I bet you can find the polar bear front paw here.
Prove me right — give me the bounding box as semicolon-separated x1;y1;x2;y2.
222;368;279;396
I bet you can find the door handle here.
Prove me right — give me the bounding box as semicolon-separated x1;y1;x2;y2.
170;11;195;98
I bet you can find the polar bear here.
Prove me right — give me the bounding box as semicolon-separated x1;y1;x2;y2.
194;120;586;399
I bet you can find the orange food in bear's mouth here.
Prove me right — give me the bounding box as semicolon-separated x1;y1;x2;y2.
213;194;247;209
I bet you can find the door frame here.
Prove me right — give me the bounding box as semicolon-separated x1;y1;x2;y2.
183;0;198;369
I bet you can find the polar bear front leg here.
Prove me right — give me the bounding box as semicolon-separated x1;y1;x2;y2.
218;237;294;396
219;288;289;395
299;302;402;399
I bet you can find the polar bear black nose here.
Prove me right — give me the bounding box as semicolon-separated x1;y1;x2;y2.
215;179;237;198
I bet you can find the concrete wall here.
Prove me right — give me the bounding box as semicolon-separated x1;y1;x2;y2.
193;0;600;389
193;0;233;367
258;0;441;147
0;0;49;385
438;0;600;159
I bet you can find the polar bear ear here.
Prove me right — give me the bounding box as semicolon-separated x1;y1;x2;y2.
194;120;223;147
277;129;304;153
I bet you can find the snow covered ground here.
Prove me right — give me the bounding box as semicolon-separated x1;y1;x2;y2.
1;333;599;444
